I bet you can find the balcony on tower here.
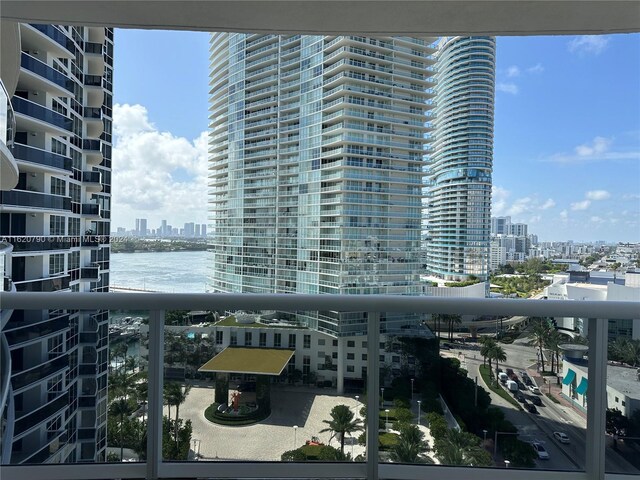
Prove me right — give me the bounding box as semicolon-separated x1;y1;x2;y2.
83;106;104;139
83;74;104;107
82;139;102;165
81;170;102;192
11;96;72;137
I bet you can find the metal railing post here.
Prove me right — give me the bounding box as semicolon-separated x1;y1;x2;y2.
366;311;380;480
586;317;607;480
147;310;165;480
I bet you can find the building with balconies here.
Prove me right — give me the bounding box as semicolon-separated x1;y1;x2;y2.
0;22;113;463
209;33;437;392
425;36;495;281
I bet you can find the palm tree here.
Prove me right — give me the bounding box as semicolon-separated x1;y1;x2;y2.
488;344;507;386
545;329;562;373
529;318;551;372
164;382;192;448
446;314;463;341
390;424;429;463
436;430;491;466
479;337;497;371
109;398;133;461
320;404;363;454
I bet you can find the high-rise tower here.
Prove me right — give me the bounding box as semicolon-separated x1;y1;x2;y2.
425;36;495;281
209;34;436;338
0;23;113;463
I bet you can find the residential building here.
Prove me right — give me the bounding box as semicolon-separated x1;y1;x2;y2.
491;215;511;235
0;23;113;463
208;33;437;391
425;36;495;281
183;221;194;237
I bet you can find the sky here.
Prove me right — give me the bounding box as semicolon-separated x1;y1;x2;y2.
112;30;640;242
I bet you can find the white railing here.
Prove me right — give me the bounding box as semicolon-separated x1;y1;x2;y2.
0;292;638;480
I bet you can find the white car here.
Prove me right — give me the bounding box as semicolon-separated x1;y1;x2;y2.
553;432;570;444
528;385;541;394
532;442;549;459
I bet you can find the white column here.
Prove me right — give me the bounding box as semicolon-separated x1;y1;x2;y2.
586;317;607;480
147;309;164;480
336;336;345;395
366;312;380;480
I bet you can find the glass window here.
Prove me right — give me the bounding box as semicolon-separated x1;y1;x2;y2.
274;333;281;348
245;331;252;346
215;331;223;345
347;340;355;348
288;333;296;348
347;353;355;360
259;332;267;347
303;334;311;348
50;215;66;235
49;253;64;275
318;338;325;345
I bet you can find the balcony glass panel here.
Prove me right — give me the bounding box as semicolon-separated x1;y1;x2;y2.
11;143;73;171
6;236;71;252
29;24;74;53
82;171;102;183
84;42;103;55
83;107;102;119
13;275;70;292
0;190;71;211
14;392;69;436
81;204;100;216
20;53;74;92
0;294;636;480
84;75;103;87
4;314;70;347
11;96;73;132
12;354;69;392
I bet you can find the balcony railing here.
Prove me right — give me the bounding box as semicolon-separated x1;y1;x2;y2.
11;97;73;132
20;53;74;93
11;143;73;172
0;191;72;212
0;292;637;480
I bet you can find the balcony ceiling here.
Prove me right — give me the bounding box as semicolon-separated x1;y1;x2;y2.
1;1;639;36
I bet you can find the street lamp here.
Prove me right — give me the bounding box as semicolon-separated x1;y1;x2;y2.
410;378;414;402
417;400;422;426
385;409;390;431
380;387;385;407
504;460;511;468
483;429;488;442
293;425;298;449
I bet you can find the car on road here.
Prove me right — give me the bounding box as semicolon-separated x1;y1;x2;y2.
532;442;549;459
530;395;542;406
515;391;526;402
528;385;541;394
527;403;538;414
553;432;570;444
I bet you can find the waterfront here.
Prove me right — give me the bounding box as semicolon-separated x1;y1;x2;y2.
110;250;212;292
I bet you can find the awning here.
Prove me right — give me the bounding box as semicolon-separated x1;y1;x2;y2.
575;377;588;395
198;347;295;376
562;369;576;385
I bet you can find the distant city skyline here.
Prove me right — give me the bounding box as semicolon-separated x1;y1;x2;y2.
112;30;640;242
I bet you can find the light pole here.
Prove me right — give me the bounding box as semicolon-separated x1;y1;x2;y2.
483;429;488;442
417;400;422;426
504;460;511;468
293;425;298;449
385;409;390;431
410;378;414;402
380;387;384;407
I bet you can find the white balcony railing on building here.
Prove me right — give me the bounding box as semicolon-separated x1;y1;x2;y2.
0;292;638;480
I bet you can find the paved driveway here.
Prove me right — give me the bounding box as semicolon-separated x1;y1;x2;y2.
175;385;365;460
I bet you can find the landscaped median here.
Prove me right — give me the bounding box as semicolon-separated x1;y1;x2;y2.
478;365;522;410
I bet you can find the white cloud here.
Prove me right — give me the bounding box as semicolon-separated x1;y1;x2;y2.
540;198;556;210
491;186;510;216
545;136;639;164
527;63;544;74
506;65;520;77
508;197;533;216
496;82;519;95
585;190;611;201
623;193;640;201
571;200;591;211
560;210;568;220
575;136;611;157
112;103;208;229
568;35;610;55
590;216;605;224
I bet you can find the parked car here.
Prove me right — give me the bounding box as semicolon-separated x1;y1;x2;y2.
517;381;526;390
532;442;549;459
525;378;534;386
506;368;514;376
553;432;570;444
515;391;526;402
530;396;543;406
520;371;529;379
527;403;538;414
528;385;541;394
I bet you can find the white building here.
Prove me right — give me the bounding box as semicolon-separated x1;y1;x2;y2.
425;37;495;281
0;23;113;463
208;34;439;391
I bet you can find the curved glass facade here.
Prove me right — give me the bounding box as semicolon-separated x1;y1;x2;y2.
425;36;495;281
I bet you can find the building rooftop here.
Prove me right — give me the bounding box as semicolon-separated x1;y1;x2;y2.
199;347;295;376
568;360;640;398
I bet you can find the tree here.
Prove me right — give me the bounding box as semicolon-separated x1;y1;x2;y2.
164;382;192;449
488;344;507;387
479;337;497;371
110;398;133;461
390;424;429;463
446;314;463;341
529;318;551;372
435;429;492;466
320;404;363;455
545;329;562;374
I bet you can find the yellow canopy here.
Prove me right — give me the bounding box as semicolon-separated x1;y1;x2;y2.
198;347;295;376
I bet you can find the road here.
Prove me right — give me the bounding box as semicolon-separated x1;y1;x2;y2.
458;336;638;474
